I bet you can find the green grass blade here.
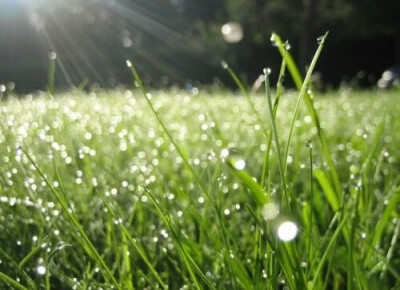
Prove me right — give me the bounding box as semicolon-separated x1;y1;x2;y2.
47;52;56;95
272;32;342;197
364;188;400;266
281;32;328;175
264;69;289;208
227;159;269;205
0;272;28;290
314;169;340;212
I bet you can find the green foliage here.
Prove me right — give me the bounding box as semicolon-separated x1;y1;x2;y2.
1;40;400;288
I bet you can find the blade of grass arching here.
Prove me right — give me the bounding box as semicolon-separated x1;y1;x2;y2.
310;213;349;290
22;148;121;290
227;160;269;205
98;193;167;290
145;189;216;290
18;236;47;270
280;32;328;175
314;169;340;212
264;69;289;208
364;189;400;266
0;272;28;290
128;60;238;287
221;61;269;138
271;32;341;196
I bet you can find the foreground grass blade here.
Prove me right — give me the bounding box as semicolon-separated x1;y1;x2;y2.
127;59;239;287
0;272;28;290
271;32;341;197
264;68;288;208
22;148;121;290
281;32;328;175
314;169;340;212
364;188;400;266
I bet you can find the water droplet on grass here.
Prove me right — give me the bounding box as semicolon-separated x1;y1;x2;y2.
221;22;243;43
270;34;278;47
277;221;298;242
221;61;229;70
232;159;246;170
36;265;46;275
48;52;57;60
262;202;279;220
284;41;291;50
317;36;324;45
263;68;272;75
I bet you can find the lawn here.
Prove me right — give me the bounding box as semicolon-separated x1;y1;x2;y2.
0;86;399;289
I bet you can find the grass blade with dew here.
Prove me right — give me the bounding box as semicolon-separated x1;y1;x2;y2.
127;59;247;287
0;272;29;290
47;52;56;95
310;213;349;290
221;61;269;138
261;51;287;189
279;32;328;175
145;188;216;290
264;68;289;208
271;32;342;196
21;147;121;290
364;188;400;266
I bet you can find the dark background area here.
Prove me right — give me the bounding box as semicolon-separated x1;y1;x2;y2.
0;0;399;92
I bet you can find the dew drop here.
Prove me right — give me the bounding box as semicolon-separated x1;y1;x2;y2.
284;41;291;50
262;202;279;220
270;34;278;47
221;22;243;43
232;159;246;170
263;68;272;76
126;60;132;68
221;60;229;70
36;265;46;275
48;52;57;60
220;148;230;160
277;221;298;242
305;140;313;148
317;36;324;45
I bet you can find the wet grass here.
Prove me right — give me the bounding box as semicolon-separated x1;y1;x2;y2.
0;87;399;289
1;35;400;289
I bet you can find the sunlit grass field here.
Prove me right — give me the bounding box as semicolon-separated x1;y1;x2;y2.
1;87;400;289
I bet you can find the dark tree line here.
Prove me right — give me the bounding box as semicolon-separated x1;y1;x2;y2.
0;0;399;92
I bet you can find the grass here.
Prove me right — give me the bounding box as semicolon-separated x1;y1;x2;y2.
1;40;400;289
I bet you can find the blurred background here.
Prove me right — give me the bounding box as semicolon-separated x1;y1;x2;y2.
0;0;399;92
